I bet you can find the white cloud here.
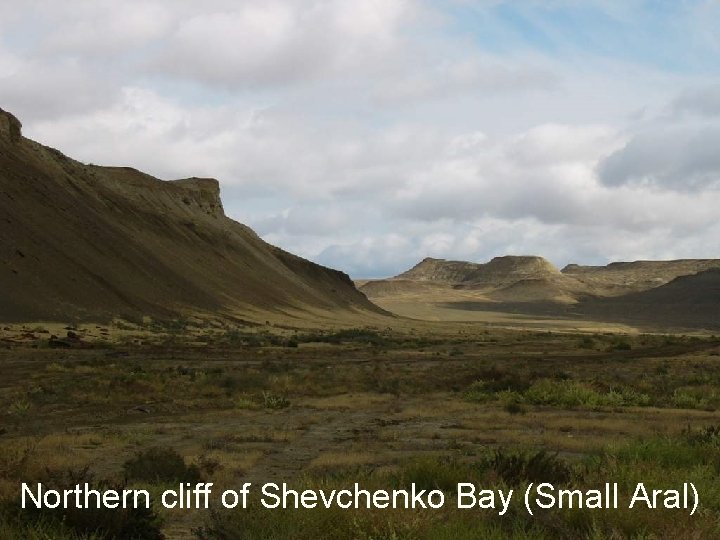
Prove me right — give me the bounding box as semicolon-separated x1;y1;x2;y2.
148;0;415;87
35;1;172;57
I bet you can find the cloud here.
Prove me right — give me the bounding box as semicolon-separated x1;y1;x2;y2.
147;0;415;88
598;121;720;191
0;58;121;120
29;1;172;57
370;56;559;104
2;1;720;278
672;84;720;117
597;81;720;192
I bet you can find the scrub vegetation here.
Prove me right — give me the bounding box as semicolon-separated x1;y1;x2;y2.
1;322;719;538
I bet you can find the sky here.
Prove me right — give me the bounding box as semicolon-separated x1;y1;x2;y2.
1;0;720;278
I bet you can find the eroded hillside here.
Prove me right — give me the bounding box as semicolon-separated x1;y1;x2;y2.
0;107;384;323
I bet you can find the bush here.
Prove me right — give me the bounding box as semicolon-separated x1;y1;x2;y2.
123;446;200;484
670;387;720;410
463;380;493;403
490;449;572;486
524;380;649;409
683;424;720;446
262;391;290;410
396;457;479;493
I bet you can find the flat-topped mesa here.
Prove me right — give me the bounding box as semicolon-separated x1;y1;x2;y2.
394;254;561;286
395;257;482;283
0;107;22;143
463;255;561;286
483;255;560;276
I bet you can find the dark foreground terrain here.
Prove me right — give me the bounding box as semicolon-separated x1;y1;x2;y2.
2;321;720;539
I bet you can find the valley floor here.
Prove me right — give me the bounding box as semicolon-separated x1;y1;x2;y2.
1;321;720;538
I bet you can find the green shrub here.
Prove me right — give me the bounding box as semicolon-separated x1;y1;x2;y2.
463;380;493;403
672;388;708;410
524;380;649;409
262;391;290;410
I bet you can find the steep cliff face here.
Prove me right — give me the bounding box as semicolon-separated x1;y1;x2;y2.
0;108;384;322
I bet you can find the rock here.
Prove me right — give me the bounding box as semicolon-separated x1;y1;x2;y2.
0;108;22;143
130;406;151;414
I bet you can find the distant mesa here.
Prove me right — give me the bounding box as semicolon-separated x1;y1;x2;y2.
396;257;484;283
0;107;385;323
358;254;720;330
397;255;560;285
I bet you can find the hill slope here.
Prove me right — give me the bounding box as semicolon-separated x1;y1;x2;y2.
0;107;383;323
359;255;720;330
563;260;720;295
576;269;720;329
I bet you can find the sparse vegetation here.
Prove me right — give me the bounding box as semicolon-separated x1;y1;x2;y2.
1;325;719;537
123;446;201;484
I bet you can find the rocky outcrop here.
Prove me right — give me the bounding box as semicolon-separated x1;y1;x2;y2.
0;107;22;143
